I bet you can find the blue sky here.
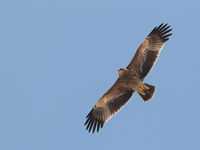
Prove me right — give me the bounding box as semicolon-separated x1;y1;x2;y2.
0;0;200;150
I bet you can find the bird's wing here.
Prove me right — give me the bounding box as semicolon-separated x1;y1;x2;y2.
84;79;134;133
127;23;172;80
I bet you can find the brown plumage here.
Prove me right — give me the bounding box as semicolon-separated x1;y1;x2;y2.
85;23;172;133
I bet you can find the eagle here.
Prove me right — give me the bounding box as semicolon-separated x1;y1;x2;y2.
84;23;172;133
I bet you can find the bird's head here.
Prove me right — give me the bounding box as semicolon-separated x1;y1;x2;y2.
118;68;129;78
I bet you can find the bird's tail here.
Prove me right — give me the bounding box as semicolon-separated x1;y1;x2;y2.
137;83;156;102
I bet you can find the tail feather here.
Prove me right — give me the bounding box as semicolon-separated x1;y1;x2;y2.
138;83;155;102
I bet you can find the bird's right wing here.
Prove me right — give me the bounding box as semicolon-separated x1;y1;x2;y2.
84;79;134;133
127;23;172;80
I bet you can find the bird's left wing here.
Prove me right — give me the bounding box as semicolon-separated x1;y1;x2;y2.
127;23;172;80
84;79;134;133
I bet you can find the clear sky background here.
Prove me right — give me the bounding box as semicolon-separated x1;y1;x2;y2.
1;0;200;150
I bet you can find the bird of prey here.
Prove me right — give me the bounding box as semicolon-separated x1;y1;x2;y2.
84;23;172;133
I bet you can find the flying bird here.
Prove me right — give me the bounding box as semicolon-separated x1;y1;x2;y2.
84;23;172;133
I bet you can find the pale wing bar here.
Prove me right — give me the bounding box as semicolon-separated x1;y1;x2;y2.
139;23;172;79
127;23;172;79
84;89;133;133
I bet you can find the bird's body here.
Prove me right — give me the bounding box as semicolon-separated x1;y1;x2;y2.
118;68;146;94
85;23;172;133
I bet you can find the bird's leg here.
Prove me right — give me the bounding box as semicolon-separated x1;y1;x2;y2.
136;82;149;95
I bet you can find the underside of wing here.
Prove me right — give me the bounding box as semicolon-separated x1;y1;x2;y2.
84;80;134;133
127;23;172;80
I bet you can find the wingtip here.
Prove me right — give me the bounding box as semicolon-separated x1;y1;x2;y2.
149;23;173;42
84;108;104;133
